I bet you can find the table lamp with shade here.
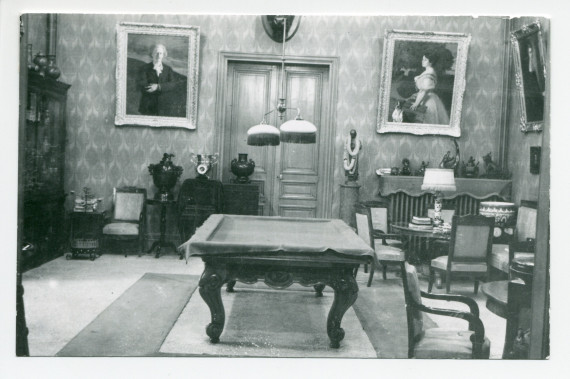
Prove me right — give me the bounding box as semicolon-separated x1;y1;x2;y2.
421;168;457;226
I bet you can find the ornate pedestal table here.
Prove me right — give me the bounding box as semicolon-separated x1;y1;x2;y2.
179;214;375;348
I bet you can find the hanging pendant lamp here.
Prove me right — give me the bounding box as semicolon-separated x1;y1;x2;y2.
246;16;317;146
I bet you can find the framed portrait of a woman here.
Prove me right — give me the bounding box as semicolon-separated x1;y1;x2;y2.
115;22;200;129
376;30;471;137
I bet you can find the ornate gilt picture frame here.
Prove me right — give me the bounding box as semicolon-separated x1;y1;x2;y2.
376;30;471;137
115;22;200;129
511;21;546;133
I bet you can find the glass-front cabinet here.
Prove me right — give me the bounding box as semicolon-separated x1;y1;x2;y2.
21;71;70;269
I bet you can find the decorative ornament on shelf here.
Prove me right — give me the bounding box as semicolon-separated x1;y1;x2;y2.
439;139;460;175
401;158;412;176
231;153;255;184
414;161;429;176
461;156;480;178
343;129;362;184
481;152;511;179
148;153;183;200
33;53;49;76
72;187;102;212
190;153;219;179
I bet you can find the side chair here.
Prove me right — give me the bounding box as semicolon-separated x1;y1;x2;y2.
428;214;494;294
354;204;406;287
102;186;147;257
402;262;490;359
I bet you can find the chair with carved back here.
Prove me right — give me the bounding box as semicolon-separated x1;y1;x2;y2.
402;262;490;359
102;187;147;257
428;214;494;294
354;204;405;287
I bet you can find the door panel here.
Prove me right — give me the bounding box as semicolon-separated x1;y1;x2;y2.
274;66;328;217
224;63;278;215
223;61;329;218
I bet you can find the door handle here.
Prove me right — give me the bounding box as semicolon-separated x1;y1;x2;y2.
277;174;283;180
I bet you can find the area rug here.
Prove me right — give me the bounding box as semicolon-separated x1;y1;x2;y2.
159;284;376;358
56;273;199;356
56;272;436;358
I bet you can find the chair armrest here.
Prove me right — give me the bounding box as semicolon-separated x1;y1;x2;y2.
411;301;486;356
420;290;480;319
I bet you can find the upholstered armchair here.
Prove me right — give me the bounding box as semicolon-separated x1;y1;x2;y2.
402;262;490;359
102;187;147;257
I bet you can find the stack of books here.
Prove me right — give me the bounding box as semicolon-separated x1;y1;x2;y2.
408;216;433;230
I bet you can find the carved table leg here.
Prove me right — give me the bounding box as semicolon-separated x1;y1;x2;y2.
326;271;359;348
314;283;326;297
198;263;228;343
226;280;236;292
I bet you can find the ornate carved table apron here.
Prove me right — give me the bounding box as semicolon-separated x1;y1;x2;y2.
179;214;375;348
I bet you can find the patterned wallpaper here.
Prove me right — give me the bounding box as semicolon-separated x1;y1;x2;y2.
506;17;547;205
26;14;512;242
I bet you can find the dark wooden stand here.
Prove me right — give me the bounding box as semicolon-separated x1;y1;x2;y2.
198;255;361;348
67;211;106;261
146;199;177;258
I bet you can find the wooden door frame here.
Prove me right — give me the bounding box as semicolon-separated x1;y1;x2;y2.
214;52;339;219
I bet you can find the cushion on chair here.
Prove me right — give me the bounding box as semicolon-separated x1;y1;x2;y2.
452;224;491;260
431;255;487;272
102;222;139;236
413;328;491;359
114;192;145;221
355;212;372;246
375;242;406;261
404;263;424;341
490;244;510;273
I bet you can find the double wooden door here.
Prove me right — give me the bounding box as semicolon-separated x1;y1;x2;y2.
222;61;332;218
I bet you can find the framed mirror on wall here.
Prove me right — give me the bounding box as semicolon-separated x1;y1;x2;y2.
376;29;471;137
114;22;200;129
511;21;546;133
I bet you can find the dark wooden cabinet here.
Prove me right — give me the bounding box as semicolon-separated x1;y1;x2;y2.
223;183;260;216
20;72;70;270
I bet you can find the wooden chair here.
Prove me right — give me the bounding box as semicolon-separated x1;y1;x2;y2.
428;214;494;294
402;262;490;359
354;204;405;287
490;200;537;275
102;187;147;257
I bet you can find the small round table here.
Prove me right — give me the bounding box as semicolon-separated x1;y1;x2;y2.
390;222;451;263
146;199;177;258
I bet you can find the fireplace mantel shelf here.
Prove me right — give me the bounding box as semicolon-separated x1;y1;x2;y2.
378;176;512;200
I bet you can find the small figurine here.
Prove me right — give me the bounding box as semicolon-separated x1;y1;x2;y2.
439;139;460;174
391;167;400;176
401;158;412;176
462;156;479;178
414;161;429;176
343;129;362;183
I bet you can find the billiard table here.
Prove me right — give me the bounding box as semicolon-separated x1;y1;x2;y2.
179;214;375;348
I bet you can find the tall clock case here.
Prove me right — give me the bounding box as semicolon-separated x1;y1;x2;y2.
21;71;70;269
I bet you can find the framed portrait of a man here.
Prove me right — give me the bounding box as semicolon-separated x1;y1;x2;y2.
376;30;471;137
115;22;200;129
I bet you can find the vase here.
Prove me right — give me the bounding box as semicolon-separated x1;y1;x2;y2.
231;153;255;184
148;153;183;200
479;201;516;227
33;53;48;76
46;55;61;79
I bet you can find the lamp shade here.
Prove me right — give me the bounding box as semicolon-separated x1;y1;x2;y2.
421;168;457;192
247;123;281;146
279;117;317;144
